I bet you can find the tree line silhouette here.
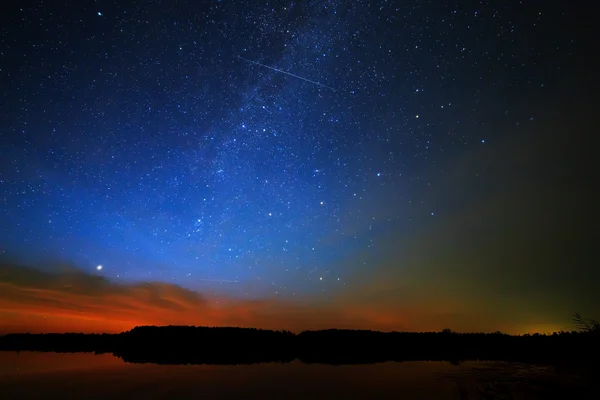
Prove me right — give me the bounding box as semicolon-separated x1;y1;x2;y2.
0;318;598;366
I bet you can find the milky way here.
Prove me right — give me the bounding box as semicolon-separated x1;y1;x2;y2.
0;0;591;313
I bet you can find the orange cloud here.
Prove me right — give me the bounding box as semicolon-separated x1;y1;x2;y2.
0;262;572;335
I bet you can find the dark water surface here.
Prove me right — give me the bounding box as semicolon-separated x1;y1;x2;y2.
0;352;594;399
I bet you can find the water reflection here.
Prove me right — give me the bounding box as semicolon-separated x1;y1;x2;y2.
0;352;594;399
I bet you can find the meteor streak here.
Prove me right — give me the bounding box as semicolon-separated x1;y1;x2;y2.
238;55;337;92
197;279;240;283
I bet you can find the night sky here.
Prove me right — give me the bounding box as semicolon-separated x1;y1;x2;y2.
0;0;596;334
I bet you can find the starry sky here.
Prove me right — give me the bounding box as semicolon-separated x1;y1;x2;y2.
0;0;596;334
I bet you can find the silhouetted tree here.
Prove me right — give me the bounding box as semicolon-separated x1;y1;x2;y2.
1;312;598;366
572;310;600;334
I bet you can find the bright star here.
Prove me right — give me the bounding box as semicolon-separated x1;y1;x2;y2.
96;265;103;271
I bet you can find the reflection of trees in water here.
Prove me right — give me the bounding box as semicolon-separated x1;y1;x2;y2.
456;380;514;400
447;362;594;399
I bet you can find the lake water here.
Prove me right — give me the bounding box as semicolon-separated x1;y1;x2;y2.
0;351;594;399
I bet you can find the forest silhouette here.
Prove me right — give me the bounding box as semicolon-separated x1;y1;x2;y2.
1;321;598;366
